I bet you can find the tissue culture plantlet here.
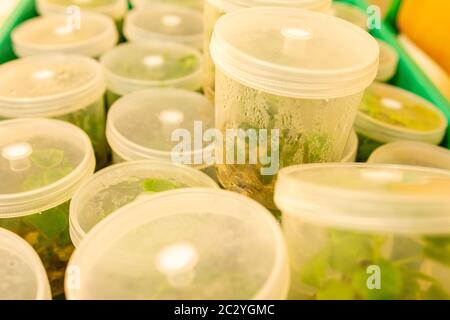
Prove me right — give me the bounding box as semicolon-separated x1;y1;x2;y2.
0;148;77;296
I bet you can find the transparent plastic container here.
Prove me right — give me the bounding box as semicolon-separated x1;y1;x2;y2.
368;140;450;170
341;129;358;163
275;163;450;300
0;227;51;300
203;0;332;100
36;0;128;22
66;188;289;299
355;82;448;162
376;39;399;82
12;12;118;58
210;8;379;209
0;54;109;168
100;42;203;108
106;89;214;175
0;118;95;297
131;0;204;12
69;160;219;246
124;4;203;50
330;2;368;30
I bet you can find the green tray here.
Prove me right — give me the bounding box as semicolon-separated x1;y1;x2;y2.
338;0;450;148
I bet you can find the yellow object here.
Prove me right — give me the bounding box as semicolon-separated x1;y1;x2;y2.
398;0;450;76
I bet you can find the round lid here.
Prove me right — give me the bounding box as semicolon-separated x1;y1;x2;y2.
69;160;219;246
207;0;331;13
0;227;51;300
100;42;203;95
132;0;204;11
12;13;118;58
376;39;399;82
330;2;368;30
124;5;203;50
0;54;105;117
355;83;448;144
36;0;128;20
106;88;214;167
368;141;450;170
0;118;95;218
210;7;379;99
66;189;289;299
275;163;450;234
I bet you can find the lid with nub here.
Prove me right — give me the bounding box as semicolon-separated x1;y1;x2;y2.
207;0;331;13
12;13;118;58
210;7;379;99
100;42;203;96
124;5;203;50
69;160;219;246
275;163;450;234
36;0;128;20
0;118;95;218
66;189;289;299
0;227;51;300
0;54;105;118
355;83;448;144
106;88;214;167
368;140;450;170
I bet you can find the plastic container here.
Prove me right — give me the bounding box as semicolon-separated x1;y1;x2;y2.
0;227;51;300
124;5;203;50
69;160;219;246
131;0;204;11
12;12;118;58
275;163;450;300
203;0;332;100
0;118;95;297
66;188;289;299
355;82;448;162
106;89;214;172
100;42;203;108
210;7;379;209
330;1;368;30
0;54;109;168
376;39;399;82
368;140;450;170
36;0;128;22
341;129;358;162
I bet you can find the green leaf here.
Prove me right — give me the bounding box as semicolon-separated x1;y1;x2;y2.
30;149;64;169
300;249;330;288
142;179;180;193
423;242;450;267
316;279;355;300
23;203;69;240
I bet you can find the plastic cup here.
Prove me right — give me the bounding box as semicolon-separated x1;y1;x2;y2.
12;13;118;58
124;5;203;50
376;39;399;82
106;89;214;177
0;227;51;300
66;188;289;299
100;42;203;108
131;0;204;12
275;163;450;300
341;129;358;163
0;54;109;168
69;160;219;246
210;8;379;209
368;140;450;170
203;0;332;100
36;0;128;22
0;118;95;297
355;82;448;162
330;2;368;30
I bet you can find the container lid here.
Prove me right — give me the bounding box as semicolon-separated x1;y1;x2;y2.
0;54;105;118
36;0;128;20
107;88;213;167
206;0;331;13
12;13;118;58
124;5;203;50
341;129;358;162
275;163;450;234
355;82;448;144
69;160;219;246
132;0;204;11
376;39;399;82
330;2;368;30
66;188;289;299
210;7;379;99
100;42;203;96
368;140;450;170
0;118;95;218
0;227;51;300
